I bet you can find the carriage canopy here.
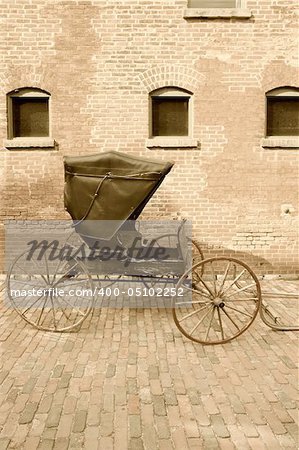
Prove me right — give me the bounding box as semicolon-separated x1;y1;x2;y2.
64;151;174;240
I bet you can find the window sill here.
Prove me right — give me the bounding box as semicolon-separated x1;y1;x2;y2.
261;137;299;149
4;137;55;150
146;137;199;149
184;8;252;19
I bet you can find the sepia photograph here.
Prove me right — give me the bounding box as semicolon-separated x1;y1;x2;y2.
0;1;298;449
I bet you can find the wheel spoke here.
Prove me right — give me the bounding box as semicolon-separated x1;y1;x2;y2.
221;307;240;330
36;294;49;325
205;306;215;341
9;279;46;288
175;300;210;306
52;255;65;283
220;269;246;295
15;263;43;281
193;273;214;297
52;257;72;284
225;304;253;318
225;297;258;302
189;305;214;336
29;258;49;285
217;262;231;295
225;283;256;299
52;262;79;288
209;262;218;295
22;293;46;314
49;294;57;330
55;294;86;317
56;294;72;320
217;307;225;340
179;304;210;323
184;283;211;299
43;252;51;283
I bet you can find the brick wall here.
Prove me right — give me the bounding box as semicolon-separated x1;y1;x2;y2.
0;0;298;275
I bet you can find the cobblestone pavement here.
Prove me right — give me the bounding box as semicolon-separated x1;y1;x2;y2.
0;280;298;449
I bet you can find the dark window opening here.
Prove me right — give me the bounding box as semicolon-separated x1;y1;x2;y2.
152;97;189;137
12;97;49;138
267;97;299;136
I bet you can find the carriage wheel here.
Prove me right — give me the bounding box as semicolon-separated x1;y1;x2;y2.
173;257;262;345
7;247;94;332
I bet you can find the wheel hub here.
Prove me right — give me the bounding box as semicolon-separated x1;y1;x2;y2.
213;297;225;307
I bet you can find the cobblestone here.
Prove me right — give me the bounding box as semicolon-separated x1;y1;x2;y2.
38;395;53;414
152;395;167;416
45;406;62;429
19;402;38;424
0;439;10;450
129;414;142;439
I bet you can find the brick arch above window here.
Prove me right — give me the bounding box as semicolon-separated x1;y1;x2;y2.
138;65;205;95
1;63;53;97
265;86;299;97
7;86;51;97
149;86;194;97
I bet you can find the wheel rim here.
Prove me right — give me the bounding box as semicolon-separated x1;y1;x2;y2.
7;247;94;332
191;239;204;265
191;239;204;277
173;257;262;345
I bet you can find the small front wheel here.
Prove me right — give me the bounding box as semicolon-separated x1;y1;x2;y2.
7;246;94;332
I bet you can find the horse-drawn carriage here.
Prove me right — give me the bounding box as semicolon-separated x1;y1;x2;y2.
6;151;298;343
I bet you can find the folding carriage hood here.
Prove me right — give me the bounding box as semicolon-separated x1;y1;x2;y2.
64;151;174;241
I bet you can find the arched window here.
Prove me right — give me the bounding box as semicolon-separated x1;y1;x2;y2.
266;87;299;137
149;87;193;138
7;87;51;139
